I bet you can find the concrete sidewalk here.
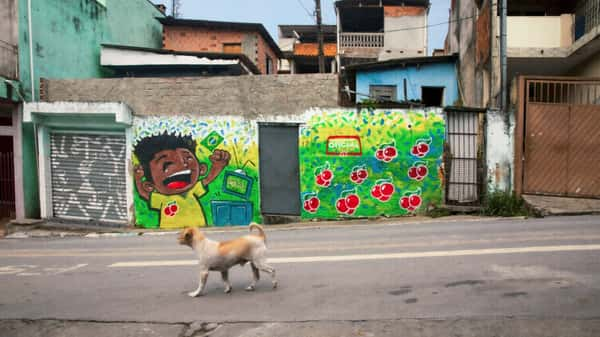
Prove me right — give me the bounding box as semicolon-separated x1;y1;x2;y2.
523;195;600;216
2;318;599;337
1;214;508;239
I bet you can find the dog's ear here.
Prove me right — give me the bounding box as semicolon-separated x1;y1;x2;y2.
185;229;193;242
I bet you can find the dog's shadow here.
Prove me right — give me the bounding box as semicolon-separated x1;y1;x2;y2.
181;280;278;298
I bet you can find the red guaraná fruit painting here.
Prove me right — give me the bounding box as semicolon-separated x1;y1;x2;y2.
164;201;179;217
370;179;395;202
408;161;429;181
411;138;432;158
375;141;398;163
336;189;361;215
302;192;320;213
350;165;368;184
399;188;422;213
315;162;334;187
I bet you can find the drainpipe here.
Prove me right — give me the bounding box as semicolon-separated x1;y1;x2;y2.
500;0;507;112
27;0;35;101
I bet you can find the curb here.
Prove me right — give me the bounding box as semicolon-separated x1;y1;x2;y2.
1;215;529;239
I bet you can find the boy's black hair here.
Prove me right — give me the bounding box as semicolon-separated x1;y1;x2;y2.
134;132;197;181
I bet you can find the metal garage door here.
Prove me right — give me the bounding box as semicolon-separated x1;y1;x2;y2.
50;133;127;223
522;78;600;198
258;124;301;215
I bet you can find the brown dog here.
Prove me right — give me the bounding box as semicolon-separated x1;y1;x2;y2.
178;224;277;297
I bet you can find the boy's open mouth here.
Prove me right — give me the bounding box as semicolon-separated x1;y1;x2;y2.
163;169;192;189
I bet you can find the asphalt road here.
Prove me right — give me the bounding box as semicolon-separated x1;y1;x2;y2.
1;215;600;325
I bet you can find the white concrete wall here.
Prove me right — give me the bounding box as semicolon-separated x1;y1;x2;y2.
486;109;515;192
278;37;296;52
507;16;574;49
383;15;426;57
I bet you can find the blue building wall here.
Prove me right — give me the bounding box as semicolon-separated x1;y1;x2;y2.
356;61;459;106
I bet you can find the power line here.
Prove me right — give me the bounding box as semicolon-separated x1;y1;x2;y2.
382;14;479;33
296;0;314;19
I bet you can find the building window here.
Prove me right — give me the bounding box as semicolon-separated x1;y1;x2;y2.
421;86;445;106
266;55;273;74
369;85;397;102
223;43;242;54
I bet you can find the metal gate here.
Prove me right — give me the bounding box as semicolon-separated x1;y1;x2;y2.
50;133;127;223
0;136;15;218
444;107;486;206
522;78;600;198
258;124;301;215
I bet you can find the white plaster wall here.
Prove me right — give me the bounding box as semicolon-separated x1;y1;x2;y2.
383;15;426;56
278;37;296;52
486;109;515;192
507;17;563;49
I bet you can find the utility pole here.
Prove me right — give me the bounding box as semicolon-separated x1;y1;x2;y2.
171;0;181;18
500;0;507;111
315;0;325;73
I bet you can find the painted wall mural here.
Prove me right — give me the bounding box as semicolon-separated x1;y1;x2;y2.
132;117;260;228
299;108;445;219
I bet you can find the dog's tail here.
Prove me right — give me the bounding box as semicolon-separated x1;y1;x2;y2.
249;223;266;243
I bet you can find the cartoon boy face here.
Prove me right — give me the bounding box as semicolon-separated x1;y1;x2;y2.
146;147;207;195
133;133;230;203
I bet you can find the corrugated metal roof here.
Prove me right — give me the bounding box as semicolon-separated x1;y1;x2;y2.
101;44;261;74
345;54;457;71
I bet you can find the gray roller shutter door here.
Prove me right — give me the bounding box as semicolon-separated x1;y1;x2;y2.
50;133;127;224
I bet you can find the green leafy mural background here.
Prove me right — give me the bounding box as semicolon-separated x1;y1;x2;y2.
299;108;446;219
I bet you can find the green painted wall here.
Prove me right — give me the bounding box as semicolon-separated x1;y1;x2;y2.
299;108;446;219
17;0;164;218
21;124;38;218
0;77;22;102
18;0;164;101
132;117;261;228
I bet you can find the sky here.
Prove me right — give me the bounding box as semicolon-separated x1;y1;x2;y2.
154;0;450;55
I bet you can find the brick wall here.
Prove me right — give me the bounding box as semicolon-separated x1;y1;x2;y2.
476;1;490;66
163;26;243;52
384;6;426;17
43;75;339;117
256;33;279;74
163;26;278;74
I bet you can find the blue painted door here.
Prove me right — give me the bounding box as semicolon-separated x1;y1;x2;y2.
210;200;253;226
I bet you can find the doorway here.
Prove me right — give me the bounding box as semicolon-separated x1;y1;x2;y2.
0;136;15;219
258;124;301;215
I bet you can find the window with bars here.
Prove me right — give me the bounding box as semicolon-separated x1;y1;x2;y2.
369;85;397;102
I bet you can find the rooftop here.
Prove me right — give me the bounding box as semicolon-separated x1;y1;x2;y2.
335;0;430;8
345;54;457;71
100;44;261;74
158;17;282;58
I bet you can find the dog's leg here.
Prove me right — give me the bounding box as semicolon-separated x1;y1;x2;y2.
221;270;232;294
188;269;209;297
255;261;278;289
246;263;260;291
